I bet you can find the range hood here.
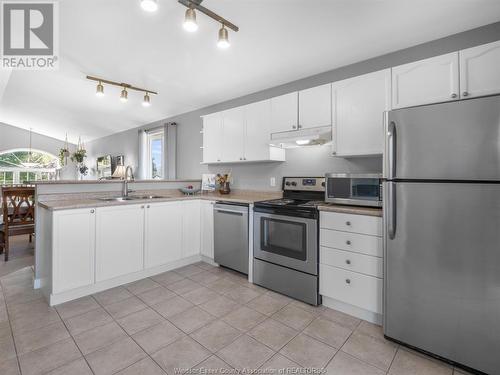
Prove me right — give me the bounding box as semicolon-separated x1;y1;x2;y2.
269;126;332;148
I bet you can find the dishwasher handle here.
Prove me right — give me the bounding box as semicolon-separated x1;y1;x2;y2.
214;208;244;216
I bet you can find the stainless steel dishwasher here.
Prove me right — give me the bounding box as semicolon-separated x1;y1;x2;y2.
213;202;249;274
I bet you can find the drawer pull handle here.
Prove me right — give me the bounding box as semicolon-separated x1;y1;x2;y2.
90;209;95;214
346;240;351;245
346;221;351;226
345;259;351;265
345;279;351;284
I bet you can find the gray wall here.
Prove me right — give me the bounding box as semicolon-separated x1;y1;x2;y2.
0;122;77;179
86;22;500;191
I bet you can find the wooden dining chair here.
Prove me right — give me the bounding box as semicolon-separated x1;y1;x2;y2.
0;187;35;261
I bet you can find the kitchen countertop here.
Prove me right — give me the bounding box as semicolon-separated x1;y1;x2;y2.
38;190;283;211
29;179;202;185
317;203;383;217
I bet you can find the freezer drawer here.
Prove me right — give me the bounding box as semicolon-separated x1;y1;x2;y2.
383;181;500;374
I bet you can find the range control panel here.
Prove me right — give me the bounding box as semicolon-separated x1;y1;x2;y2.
283;177;325;191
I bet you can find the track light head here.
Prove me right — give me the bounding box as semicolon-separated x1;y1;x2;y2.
120;87;128;102
96;81;104;97
183;7;198;32
217;24;230;49
142;92;151;107
141;0;158;12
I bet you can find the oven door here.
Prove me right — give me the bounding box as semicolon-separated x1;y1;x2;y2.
253;211;318;275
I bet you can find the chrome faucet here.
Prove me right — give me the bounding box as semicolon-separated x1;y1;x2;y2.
122;166;134;197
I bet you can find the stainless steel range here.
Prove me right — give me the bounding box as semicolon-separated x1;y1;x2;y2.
253;177;325;305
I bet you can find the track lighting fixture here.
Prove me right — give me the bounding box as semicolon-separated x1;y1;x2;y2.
141;0;158;12
96;81;104;97
139;0;240;48
120;87;128;102
142;92;151;107
87;75;157;106
183;7;198;32
217;24;230;49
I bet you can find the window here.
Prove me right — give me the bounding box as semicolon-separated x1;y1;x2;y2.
0;149;60;185
147;130;164;179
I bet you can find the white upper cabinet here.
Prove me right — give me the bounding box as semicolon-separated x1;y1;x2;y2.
270;92;299;133
245;100;285;162
52;208;95;294
333;69;391;156
221;107;246;162
459;40;500;99
95;205;145;282
202;112;223;163
299;83;332;129
392;52;459;109
144;201;183;269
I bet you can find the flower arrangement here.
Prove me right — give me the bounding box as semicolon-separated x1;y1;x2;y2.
216;173;231;194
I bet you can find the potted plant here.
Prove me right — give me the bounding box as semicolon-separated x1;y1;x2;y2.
58;134;71;166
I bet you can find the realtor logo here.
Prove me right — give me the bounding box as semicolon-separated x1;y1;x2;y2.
1;1;59;69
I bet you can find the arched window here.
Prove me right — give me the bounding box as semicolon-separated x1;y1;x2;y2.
0;149;60;184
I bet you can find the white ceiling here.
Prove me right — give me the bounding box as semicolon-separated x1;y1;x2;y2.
1;0;500;143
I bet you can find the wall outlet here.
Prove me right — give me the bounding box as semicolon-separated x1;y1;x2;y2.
270;177;276;187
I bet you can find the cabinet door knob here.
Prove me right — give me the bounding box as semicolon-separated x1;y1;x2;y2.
292;125;297;129
345;279;351;284
90;209;95;213
298;124;302;129
450;93;457;98
141;205;145;209
345;259;351;265
346;240;351;245
147;205;150;208
346;221;351;226
462;91;469;97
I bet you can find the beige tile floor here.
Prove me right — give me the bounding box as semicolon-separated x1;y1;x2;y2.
0;262;473;375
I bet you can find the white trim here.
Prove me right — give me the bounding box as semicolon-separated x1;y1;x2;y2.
322;295;383;325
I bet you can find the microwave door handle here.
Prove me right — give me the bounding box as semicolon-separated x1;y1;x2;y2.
388;182;397;239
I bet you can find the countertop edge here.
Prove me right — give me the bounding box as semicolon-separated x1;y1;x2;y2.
317;204;383;217
29;179;202;185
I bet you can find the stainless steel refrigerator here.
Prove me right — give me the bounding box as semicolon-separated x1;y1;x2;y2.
383;95;500;375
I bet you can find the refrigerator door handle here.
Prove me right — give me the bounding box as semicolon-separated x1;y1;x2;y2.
384;113;397;180
388;182;397;239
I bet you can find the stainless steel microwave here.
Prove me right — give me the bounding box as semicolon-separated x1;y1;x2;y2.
325;173;382;207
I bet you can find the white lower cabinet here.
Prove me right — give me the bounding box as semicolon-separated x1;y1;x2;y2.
52;208;96;294
95;204;145;282
182;200;201;258
200;200;215;259
145;201;183;268
319;211;383;323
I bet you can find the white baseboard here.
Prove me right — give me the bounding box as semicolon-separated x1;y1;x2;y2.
322;295;383;325
199;256;218;266
49;255;201;306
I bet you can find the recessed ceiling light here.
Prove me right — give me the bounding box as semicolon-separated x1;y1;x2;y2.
141;0;158;12
183;7;198;32
120;87;128;102
217;24;230;49
96;81;104;97
142;92;151;107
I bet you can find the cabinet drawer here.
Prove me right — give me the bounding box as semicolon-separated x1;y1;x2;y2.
320;246;382;278
320;264;382;314
320;212;382;236
320;228;382;257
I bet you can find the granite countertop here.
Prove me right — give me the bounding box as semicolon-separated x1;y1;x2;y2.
29;179;202;185
38;190;283;211
317;203;383;217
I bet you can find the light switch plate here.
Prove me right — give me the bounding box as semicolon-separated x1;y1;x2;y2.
270;177;276;187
